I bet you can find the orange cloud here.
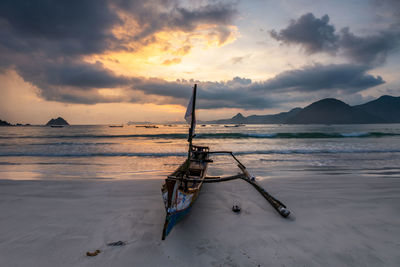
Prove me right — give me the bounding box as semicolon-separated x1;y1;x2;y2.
87;24;239;80
162;58;182;65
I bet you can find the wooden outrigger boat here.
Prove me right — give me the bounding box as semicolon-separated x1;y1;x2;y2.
161;144;211;239
161;84;290;240
161;84;205;239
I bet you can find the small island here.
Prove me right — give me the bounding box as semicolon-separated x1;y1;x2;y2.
46;117;69;126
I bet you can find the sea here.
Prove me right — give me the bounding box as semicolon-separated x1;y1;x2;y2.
0;124;399;180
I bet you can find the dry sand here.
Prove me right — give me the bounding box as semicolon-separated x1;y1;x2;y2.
0;175;399;266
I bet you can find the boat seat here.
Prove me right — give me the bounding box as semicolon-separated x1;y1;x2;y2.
188;169;202;176
192;145;209;149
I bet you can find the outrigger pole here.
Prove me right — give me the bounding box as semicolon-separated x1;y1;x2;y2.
197;150;290;218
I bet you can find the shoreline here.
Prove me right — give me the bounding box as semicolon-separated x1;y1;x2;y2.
0;175;399;266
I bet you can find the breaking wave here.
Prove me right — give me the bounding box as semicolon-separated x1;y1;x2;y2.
1;149;400;157
1;132;399;140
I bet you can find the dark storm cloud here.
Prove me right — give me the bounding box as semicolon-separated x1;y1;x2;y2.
122;64;383;109
339;27;400;66
42;90;126;105
0;0;120;56
128;77;273;109
0;1;391;110
117;1;237;41
270;12;400;66
260;64;384;92
270;13;339;54
42;61;383;108
0;0;238;104
19;60;130;89
0;0;237;57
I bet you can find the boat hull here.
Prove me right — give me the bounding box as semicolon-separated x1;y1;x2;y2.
161;172;204;240
162;206;192;239
161;145;209;239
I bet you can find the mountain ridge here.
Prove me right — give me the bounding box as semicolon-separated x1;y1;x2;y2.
208;95;399;124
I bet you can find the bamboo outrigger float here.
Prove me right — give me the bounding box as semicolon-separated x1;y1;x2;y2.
161;84;290;240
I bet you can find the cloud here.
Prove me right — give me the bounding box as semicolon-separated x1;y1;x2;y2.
230;54;251;65
270;13;339;54
270;12;400;66
0;0;239;104
32;60;129;89
114;0;238;45
1;60;385;109
162;58;182;65
0;2;391;111
121;64;383;109
8;57;130;104
260;64;384;93
174;45;192;56
339;27;400;66
0;0;237;57
0;0;238;66
0;0;121;57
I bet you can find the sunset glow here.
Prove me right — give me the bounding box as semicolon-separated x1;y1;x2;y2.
0;0;399;124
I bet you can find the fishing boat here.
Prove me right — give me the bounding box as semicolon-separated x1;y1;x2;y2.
161;84;207;239
224;124;245;127
161;144;211;239
136;125;158;128
161;84;290;240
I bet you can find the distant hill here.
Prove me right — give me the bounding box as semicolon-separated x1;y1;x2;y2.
246;108;302;124
46;117;69;126
208;95;399;124
286;98;384;124
210;113;247;124
0;119;12;126
209;108;302;124
354;95;400;123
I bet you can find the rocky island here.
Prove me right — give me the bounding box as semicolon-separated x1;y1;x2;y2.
46;117;69;126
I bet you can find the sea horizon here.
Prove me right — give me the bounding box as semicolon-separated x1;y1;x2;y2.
1;123;399;181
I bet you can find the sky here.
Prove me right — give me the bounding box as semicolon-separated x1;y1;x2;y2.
0;0;399;124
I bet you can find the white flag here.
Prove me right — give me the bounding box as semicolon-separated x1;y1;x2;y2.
184;89;196;129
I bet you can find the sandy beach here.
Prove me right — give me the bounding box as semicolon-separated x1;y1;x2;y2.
1;174;399;266
2;0;400;265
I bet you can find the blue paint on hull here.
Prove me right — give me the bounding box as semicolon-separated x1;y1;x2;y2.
163;206;192;238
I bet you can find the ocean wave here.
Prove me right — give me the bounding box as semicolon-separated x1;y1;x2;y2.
1;149;400;157
0;134;187;139
0;132;399;140
27;142;115;146
0;152;187;157
340;132;369;137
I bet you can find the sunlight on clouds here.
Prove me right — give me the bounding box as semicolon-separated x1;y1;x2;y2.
0;70;188;124
3;1;395;125
87;24;239;81
98;88;124;97
162;58;182;65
